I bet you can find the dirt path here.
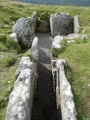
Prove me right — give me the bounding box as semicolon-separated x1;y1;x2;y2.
32;33;57;120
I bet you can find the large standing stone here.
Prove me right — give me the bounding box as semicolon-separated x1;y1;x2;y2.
31;37;39;62
5;57;36;120
50;13;74;37
14;17;35;49
56;59;77;120
74;15;79;34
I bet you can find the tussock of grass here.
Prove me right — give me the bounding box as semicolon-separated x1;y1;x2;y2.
23;49;35;61
58;37;90;119
0;34;7;43
23;49;31;57
0;55;16;70
7;37;21;53
0;34;21;53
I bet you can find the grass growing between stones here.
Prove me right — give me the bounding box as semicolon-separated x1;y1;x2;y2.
0;0;90;119
58;33;90;120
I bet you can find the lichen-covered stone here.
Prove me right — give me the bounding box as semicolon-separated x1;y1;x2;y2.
52;35;63;48
50;13;74;37
74;15;79;34
5;57;36;120
15;57;34;79
56;59;77;120
14;17;35;49
31;37;39;62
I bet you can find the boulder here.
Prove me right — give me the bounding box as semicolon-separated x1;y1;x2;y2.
36;19;49;33
52;35;63;48
10;33;18;43
31;37;39;62
14;17;35;50
5;57;36;120
50;13;74;37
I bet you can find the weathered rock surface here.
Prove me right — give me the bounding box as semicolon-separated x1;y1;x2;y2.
74;15;79;34
52;35;63;48
65;33;81;39
5;57;36;120
50;13;74;37
10;33;18;43
36;19;49;33
56;59;77;120
14;17;35;49
31;37;39;62
15;57;34;79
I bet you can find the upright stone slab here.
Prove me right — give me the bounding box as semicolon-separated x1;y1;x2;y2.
74;15;79;34
14;17;35;49
50;13;73;37
32;11;37;32
31;37;39;62
56;59;77;120
5;57;36;120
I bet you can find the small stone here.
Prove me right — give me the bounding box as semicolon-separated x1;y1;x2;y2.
52;35;63;48
6;86;12;93
10;33;18;43
7;81;10;83
87;84;90;87
67;40;75;43
81;34;88;40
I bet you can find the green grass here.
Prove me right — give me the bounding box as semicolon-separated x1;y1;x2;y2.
57;35;90;119
0;0;90;119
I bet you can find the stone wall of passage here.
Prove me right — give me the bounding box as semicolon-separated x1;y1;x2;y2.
5;57;36;120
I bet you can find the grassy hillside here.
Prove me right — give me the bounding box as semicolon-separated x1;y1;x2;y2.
0;0;90;119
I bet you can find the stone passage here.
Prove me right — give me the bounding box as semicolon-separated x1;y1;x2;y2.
32;33;58;120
